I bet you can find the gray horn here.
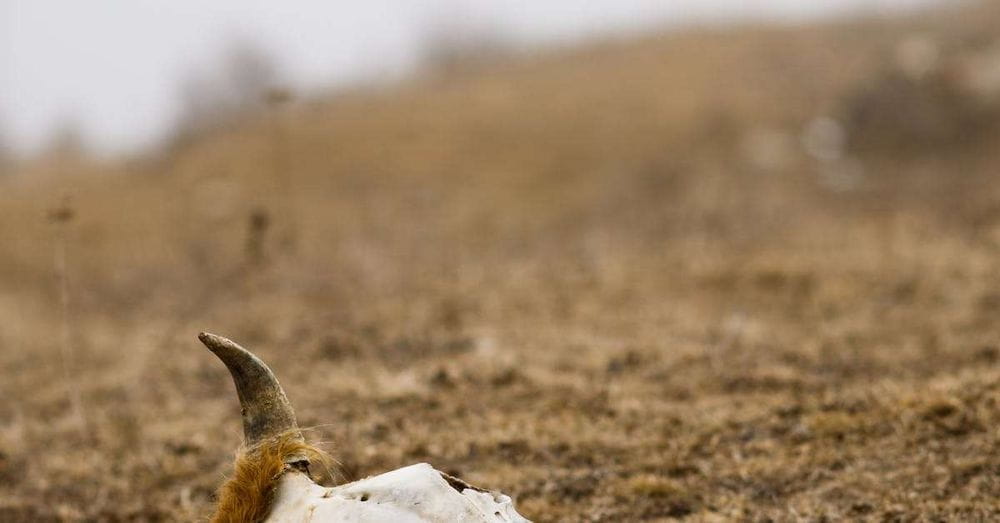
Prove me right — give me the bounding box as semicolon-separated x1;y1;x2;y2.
199;332;302;446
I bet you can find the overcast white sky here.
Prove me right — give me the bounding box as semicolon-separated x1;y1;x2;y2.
1;0;941;154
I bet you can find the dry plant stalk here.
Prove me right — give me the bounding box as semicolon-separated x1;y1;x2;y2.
245;207;271;267
48;199;87;437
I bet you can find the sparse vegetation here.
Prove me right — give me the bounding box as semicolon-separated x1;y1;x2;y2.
1;2;1000;521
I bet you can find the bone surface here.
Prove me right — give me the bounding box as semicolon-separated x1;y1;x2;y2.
268;464;529;523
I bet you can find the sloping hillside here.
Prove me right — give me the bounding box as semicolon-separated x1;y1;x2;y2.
2;2;1000;520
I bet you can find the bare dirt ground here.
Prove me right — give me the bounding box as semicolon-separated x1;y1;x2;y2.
1;3;999;521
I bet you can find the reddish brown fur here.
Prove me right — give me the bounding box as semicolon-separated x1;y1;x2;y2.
210;432;330;523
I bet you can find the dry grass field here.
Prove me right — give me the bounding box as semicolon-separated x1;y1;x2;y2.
2;3;1000;521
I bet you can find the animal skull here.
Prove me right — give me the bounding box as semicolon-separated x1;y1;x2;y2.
199;332;530;522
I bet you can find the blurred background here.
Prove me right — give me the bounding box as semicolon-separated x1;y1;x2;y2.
2;0;1000;520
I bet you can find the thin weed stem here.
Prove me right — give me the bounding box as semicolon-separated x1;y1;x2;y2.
50;200;87;437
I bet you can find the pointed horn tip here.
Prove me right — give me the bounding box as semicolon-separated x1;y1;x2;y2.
198;331;302;445
198;332;236;353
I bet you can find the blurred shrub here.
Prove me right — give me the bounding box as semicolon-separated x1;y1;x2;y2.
0;124;11;175
44;116;89;160
841;35;1000;154
171;39;283;147
418;9;513;74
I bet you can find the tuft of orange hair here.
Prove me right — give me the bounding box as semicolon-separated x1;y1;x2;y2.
210;432;331;523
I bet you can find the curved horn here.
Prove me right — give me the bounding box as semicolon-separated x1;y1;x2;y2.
199;332;302;446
